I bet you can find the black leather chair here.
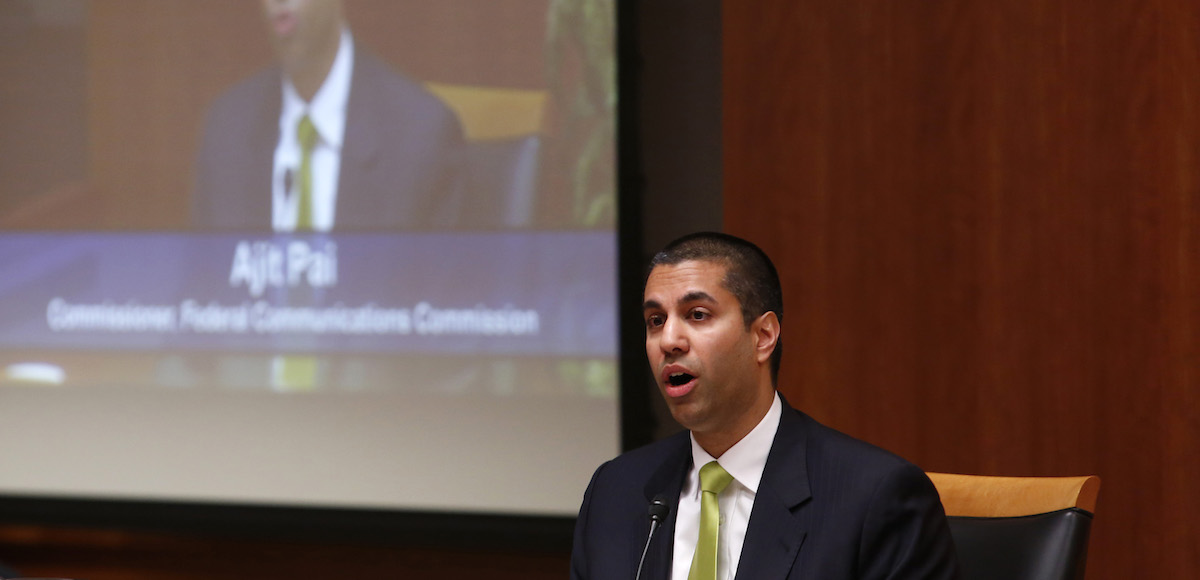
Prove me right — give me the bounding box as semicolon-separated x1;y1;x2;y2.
425;82;544;228
462;134;540;228
927;472;1100;580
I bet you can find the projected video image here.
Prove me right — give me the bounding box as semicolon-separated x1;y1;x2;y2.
0;0;619;515
1;0;616;393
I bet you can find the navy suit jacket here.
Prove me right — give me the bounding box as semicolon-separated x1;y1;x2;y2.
571;398;960;580
191;50;465;230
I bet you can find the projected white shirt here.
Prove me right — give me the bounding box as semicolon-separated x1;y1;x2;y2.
672;392;782;580
271;29;353;232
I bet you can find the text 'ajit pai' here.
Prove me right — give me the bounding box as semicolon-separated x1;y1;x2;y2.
230;239;337;297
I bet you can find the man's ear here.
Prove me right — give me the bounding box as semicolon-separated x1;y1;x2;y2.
752;311;780;364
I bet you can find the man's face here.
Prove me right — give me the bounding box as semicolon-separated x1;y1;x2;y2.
260;0;343;67
643;260;769;438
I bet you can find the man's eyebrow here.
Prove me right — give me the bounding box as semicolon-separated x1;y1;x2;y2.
643;291;717;312
680;291;716;305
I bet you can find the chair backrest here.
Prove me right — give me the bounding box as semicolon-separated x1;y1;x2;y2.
425;83;546;227
424;83;546;141
927;473;1100;580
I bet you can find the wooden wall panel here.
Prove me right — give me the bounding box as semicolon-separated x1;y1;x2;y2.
724;1;1198;579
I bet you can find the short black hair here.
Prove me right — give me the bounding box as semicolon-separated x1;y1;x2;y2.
647;232;783;384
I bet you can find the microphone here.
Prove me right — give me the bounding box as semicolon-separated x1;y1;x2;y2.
283;168;294;199
636;495;671;580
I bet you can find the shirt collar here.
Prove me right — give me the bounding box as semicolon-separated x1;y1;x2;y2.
280;28;353;149
688;392;783;495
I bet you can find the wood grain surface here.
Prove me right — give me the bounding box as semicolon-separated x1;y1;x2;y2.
724;1;1198;578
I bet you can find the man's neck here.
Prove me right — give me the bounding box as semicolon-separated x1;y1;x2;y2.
285;30;343;102
693;388;777;458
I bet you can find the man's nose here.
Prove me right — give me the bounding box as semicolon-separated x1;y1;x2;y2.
660;318;689;353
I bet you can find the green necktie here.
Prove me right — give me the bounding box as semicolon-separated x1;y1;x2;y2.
689;461;734;580
277;115;319;390
295;114;318;230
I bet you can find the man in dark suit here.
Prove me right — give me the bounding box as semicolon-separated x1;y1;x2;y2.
192;0;464;231
571;232;959;580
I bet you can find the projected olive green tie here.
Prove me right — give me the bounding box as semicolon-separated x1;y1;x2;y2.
689;461;734;580
295;114;318;230
278;115;319;390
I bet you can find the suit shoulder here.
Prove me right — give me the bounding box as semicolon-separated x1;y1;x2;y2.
347;51;464;148
352;51;456;116
797;411;933;493
805;411;916;466
591;431;689;483
203;67;279;124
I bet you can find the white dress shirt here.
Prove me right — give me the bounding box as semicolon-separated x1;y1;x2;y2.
271;28;353;232
671;393;783;580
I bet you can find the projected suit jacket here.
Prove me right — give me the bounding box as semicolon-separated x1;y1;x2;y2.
570;397;961;580
192;50;465;230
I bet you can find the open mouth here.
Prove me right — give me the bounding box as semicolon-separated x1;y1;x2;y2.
662;366;698;397
668;372;695;387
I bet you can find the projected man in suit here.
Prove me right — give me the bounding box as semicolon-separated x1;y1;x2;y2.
192;0;464;231
571;232;960;580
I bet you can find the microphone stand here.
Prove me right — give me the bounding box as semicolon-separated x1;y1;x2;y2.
636;496;670;580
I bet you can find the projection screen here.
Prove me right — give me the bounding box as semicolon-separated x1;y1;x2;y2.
0;0;620;518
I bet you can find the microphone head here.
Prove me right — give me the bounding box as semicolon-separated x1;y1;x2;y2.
648;495;670;522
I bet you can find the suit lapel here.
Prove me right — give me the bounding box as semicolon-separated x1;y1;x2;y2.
336;53;382;227
641;434;690;580
245;73;280;227
734;401;811;580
